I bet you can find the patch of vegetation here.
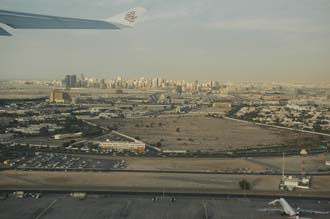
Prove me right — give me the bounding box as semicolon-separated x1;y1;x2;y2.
239;180;251;190
61;116;103;137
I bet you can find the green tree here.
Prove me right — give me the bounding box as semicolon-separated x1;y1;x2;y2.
239;180;251;190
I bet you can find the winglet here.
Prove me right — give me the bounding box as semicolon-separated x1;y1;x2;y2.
106;7;146;28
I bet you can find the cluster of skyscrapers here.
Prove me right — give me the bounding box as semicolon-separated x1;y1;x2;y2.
61;74;221;93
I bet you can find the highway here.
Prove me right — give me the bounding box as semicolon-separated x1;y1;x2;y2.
5;143;330;158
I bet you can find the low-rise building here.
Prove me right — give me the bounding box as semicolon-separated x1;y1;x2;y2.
98;131;146;153
70;192;86;199
13;191;26;198
8;123;62;135
212;102;232;109
53;132;82;140
99;112;120;119
49;90;71;103
98;140;145;153
279;176;310;191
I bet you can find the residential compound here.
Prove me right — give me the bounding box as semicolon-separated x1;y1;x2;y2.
233;105;330;134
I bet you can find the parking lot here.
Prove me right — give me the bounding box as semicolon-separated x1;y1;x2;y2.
16;153;126;171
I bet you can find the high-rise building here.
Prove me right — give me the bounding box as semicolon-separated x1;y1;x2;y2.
70;75;77;87
100;79;107;89
62;75;77;88
152;78;159;88
175;85;183;94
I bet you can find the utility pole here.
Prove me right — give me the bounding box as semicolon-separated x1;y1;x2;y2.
300;149;308;177
282;152;285;179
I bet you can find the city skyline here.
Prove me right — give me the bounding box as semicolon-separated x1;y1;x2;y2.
0;0;330;82
1;1;330;216
3;74;330;85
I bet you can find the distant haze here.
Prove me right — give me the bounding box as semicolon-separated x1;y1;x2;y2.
0;0;330;82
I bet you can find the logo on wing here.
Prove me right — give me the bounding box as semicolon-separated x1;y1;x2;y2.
125;11;138;23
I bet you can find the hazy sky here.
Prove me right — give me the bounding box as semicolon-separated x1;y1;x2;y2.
0;0;330;82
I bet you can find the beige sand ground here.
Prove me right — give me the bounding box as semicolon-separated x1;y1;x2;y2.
1;170;330;193
92;116;327;151
0;170;285;191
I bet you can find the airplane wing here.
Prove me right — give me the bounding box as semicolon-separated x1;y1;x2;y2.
298;208;329;215
0;7;146;36
0;26;11;36
257;208;283;212
257;210;312;219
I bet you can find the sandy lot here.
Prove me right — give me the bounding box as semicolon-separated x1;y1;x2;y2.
92;115;327;151
125;157;266;171
0;170;275;191
0;83;56;99
1;170;330;197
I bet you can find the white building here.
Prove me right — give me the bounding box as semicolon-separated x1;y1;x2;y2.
98;131;146;153
98;140;145;153
54;132;82;140
280;176;310;191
